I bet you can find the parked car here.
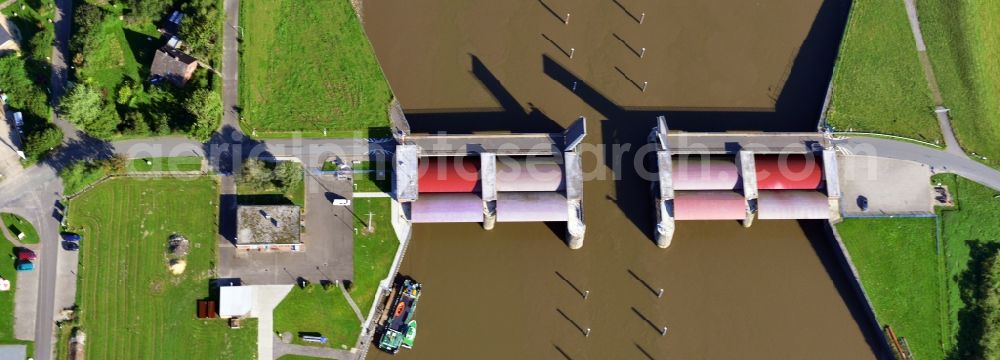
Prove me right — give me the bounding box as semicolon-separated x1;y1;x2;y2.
15;261;33;272
332;199;351;206
857;195;869;212
61;233;82;242
16;248;36;261
62;241;80;251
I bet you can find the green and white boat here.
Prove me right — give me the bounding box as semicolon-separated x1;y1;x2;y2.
377;280;421;354
402;320;417;349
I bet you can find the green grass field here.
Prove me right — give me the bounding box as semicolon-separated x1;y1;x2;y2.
240;0;392;135
1;213;40;244
919;1;1000;167
273;198;398;349
273;286;360;349
838;218;944;359
128;157;204;172
68;178;258;359
840;174;1000;359
826;0;940;143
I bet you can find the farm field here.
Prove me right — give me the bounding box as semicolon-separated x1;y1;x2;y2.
273;198;397;349
67;178;257;359
839;174;1000;359
240;0;392;137
826;0;940;143
918;1;1000;167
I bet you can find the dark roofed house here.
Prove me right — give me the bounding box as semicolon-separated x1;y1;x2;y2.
149;46;198;87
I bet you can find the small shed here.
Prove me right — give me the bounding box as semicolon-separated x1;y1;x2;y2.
149;46;198;87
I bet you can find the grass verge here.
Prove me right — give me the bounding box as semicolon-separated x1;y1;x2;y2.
826;0;940;143
321;161;391;193
128;156;203;172
240;0;392;133
918;1;1000;167
1;213;40;244
68;177;258;359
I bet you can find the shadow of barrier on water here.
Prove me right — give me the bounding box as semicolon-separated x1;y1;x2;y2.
402;55;564;134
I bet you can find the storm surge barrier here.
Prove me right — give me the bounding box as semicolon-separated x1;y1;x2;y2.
649;116;842;248
393;117;588;249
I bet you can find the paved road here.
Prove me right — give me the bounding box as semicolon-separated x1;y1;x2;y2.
667;132;826;154
835;136;1000;191
222;0;242;134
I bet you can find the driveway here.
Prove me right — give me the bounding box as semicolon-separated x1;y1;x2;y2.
248;284;293;360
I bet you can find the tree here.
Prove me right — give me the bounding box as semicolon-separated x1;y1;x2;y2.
275;162;303;190
183;89;221;140
240;159;273;190
116;81;140;106
123;0;172;24
181;0;222;60
23;125;63;160
979;252;1000;358
71;4;106;56
60;83;119;138
122;110;150;136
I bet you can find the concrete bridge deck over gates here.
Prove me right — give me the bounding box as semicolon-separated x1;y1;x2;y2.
651;117;841;248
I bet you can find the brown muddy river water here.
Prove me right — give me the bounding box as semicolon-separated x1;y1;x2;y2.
362;0;879;358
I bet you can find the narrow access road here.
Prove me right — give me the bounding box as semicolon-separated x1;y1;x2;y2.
836;136;1000;191
901;0;966;157
222;0;242;133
